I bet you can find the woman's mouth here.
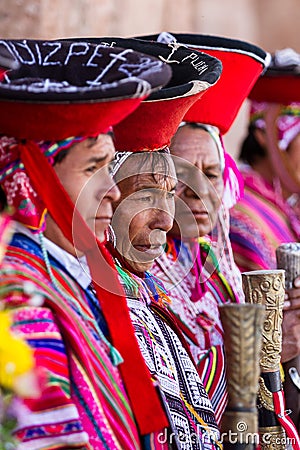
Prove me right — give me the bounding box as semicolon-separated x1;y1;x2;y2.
133;244;163;257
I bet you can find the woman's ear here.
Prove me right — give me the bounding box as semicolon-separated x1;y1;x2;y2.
253;127;267;150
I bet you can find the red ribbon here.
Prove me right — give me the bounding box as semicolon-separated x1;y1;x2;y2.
273;389;300;449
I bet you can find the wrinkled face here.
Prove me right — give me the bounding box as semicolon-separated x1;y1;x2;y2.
170;125;224;238
112;152;177;273
53;134;120;242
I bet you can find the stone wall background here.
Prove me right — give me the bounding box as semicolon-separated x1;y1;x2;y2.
1;0;299;157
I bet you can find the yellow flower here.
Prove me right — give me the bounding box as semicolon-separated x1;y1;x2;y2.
0;310;35;392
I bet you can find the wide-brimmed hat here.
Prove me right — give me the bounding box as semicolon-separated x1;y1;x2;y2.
74;36;222;151
249;47;300;104
137;32;269;135
0;39;171;140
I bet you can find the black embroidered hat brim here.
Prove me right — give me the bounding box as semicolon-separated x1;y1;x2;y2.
0;39;172;140
63;36;222;151
65;36;222;100
135;32;269;134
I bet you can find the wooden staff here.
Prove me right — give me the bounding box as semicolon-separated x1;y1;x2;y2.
276;242;300;431
219;303;265;449
242;270;286;449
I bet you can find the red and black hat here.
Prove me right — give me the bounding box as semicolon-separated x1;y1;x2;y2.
77;37;222;151
0;39;171;140
137;32;269;135
249;47;300;104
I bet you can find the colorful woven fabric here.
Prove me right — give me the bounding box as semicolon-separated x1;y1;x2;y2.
0;233;142;450
230;166;300;271
114;261;221;450
0;136;85;232
152;236;239;425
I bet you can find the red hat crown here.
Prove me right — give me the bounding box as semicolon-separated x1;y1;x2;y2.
249;47;300;104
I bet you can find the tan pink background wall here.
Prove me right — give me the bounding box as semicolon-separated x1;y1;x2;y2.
1;0;299;157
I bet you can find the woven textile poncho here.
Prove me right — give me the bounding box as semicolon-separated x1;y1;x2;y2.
152;236;239;425
1;232;142;450
230;166;300;272
114;260;221;450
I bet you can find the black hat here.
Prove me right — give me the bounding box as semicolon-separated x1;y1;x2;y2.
135;32;269;134
0;39;172;140
70;36;222;150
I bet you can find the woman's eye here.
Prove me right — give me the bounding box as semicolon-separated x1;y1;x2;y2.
85;165;97;174
167;191;175;199
206;172;219;179
138;196;152;202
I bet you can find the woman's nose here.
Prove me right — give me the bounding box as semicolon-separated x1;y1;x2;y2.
107;182;121;203
149;205;174;232
98;171;121;203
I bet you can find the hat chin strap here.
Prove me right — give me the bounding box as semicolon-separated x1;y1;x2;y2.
264;104;300;194
19;140;169;436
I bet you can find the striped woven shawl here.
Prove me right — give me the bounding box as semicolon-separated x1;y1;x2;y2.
1;234;141;450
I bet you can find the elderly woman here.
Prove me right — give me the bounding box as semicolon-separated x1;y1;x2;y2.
152;123;242;425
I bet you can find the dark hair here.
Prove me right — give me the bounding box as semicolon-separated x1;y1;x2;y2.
136;149;171;181
239;125;266;166
53;148;70;164
115;149;172;184
53;132;115;165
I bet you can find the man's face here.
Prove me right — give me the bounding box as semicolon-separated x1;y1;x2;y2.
112;153;177;273
170;126;224;238
53;134;120;242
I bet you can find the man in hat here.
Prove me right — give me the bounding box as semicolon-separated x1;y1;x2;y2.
100;37;222;449
0;38;172;449
140;32;268;424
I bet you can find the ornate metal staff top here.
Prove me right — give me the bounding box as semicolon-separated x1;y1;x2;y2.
242;269;286;449
242;270;284;372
